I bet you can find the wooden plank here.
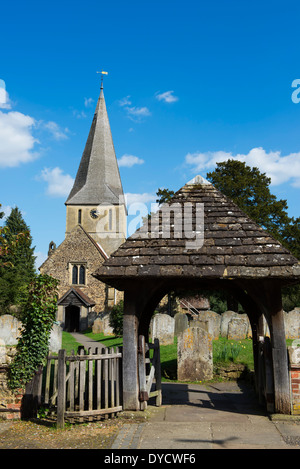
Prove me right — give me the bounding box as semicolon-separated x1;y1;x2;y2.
69;350;75;411
88;348;93;411
64;406;122;418
44;356;52;405
57;349;66;429
104;347;109;409
116;346;120;407
95;347;101;410
79;348;86;412
65;352;122;361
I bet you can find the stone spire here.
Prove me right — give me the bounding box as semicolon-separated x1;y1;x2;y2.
65;82;125;206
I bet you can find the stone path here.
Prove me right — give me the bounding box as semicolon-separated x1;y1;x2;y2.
112;381;300;449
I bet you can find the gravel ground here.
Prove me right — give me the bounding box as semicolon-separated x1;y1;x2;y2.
0;418;123;449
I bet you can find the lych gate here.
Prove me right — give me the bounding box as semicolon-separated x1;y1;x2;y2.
94;176;300;414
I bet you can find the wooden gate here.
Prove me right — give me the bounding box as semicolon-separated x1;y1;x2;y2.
257;337;275;413
42;346;122;428
138;335;162;410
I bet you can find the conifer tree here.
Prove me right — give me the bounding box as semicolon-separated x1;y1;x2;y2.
0;207;36;316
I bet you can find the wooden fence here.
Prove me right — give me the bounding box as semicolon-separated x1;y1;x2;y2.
138;336;162;410
42;346;122;428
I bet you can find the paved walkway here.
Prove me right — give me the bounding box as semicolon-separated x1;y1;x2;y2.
69;333;300;449
112;381;300;450
69;332;105;351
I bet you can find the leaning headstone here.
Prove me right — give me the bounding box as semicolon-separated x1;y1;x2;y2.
177;326;213;381
174;312;189;336
200;311;221;339
220;311;239;337
227;317;249;340
151;313;175;345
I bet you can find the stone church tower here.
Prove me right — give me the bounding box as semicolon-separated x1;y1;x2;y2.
40;82;126;332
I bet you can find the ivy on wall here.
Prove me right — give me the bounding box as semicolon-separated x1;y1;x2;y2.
9;274;59;390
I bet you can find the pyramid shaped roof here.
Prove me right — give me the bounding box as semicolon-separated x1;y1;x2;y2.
65;84;125;206
93;176;300;288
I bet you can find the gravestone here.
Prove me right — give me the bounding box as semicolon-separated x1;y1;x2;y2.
0;314;62;352
227;317;249;340
0;315;21;345
177;326;213;381
220;311;239;337
174;312;189;336
201;311;221;339
285;308;300;339
151;313;175;345
92;314;114;336
49;323;62;353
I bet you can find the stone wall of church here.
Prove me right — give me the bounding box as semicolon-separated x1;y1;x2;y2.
40;225;121;314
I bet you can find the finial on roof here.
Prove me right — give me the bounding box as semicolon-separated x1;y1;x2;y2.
97;70;108;96
186;175;210;186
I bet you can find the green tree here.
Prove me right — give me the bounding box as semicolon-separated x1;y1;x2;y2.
207;160;300;310
206;160;292;245
0;207;36;316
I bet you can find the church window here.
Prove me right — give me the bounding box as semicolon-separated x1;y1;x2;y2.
79;265;85;285
72;265;78;284
71;263;86;285
78;209;82;224
109;208;113;230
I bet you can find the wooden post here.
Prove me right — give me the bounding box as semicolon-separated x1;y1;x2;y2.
266;284;290;414
122;290;140;410
138;335;148;410
57;349;66;429
154;338;162;406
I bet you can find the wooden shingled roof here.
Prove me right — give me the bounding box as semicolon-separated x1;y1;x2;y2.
93;176;300;288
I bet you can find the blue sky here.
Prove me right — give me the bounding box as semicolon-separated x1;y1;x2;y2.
1;0;300;268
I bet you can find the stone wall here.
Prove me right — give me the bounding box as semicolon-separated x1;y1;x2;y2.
0;346;24;420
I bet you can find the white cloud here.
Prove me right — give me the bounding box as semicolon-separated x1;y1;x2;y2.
118;96;132;107
118;154;144;167
125;192;157;206
125;106;151;122
155;90;178;103
43;121;69;141
84;97;94;108
0;110;39;167
39;167;74;197
185;147;300;187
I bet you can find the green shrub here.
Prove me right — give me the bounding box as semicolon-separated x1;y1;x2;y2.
8;275;59;390
109;300;124;336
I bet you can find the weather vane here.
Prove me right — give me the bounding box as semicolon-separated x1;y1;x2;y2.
96;70;108;87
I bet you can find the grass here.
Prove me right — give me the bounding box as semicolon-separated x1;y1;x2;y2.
61;331;293;383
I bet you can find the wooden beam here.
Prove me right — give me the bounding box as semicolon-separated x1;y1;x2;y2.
122;289;140;410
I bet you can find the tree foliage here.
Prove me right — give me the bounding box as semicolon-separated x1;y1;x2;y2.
109;300;124;336
0;207;36;316
8;274;59;390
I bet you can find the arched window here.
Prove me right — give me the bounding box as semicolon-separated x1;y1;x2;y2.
79;265;85;285
72;265;78;284
71;264;86;285
78;209;82;224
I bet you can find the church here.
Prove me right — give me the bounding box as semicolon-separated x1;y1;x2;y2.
39;80;127;332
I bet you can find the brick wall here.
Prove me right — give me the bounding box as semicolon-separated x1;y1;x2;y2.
0;348;24;421
290;366;300;415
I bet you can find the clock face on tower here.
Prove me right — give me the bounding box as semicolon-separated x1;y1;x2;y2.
90;209;99;219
